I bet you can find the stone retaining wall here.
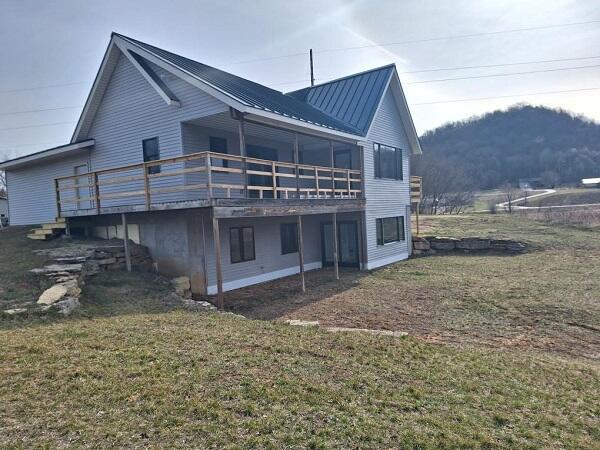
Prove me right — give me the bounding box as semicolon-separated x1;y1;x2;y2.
413;236;527;255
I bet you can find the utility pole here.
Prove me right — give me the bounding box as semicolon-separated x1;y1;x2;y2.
309;49;315;86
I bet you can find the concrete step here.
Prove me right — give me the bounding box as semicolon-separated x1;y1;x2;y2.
42;222;66;230
27;233;47;240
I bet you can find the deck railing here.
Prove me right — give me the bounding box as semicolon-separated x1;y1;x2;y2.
55;151;363;216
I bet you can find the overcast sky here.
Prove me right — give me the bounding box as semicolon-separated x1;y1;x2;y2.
1;0;599;160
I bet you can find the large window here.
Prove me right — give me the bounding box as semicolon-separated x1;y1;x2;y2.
230;226;255;263
280;223;298;254
209;136;228;168
374;143;402;180
143;137;161;174
376;216;405;245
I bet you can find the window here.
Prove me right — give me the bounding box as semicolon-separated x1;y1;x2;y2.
230;226;255;263
374;143;402;180
209;136;228;168
280;223;298;254
376;216;405;245
143;137;160;174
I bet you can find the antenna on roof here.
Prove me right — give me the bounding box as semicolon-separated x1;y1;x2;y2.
309;49;315;86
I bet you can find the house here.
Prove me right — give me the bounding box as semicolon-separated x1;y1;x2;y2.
581;178;600;188
0;33;422;305
0;195;7;226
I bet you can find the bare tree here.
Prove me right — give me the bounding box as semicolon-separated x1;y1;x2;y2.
502;182;517;213
413;154;475;215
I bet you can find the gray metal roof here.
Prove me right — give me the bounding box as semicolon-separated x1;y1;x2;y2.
287;65;394;135
116;34;363;135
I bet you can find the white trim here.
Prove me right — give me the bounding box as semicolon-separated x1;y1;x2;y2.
365;251;409;270
0;140;95;170
207;261;322;294
115;41;180;107
365;68;422;155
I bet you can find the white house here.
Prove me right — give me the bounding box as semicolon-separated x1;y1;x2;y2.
0;33;422;305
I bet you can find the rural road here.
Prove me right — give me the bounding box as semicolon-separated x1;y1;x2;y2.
496;189;555;210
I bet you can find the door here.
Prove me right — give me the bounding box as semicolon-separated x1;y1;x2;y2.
246;144;278;198
74;164;90;211
321;220;359;267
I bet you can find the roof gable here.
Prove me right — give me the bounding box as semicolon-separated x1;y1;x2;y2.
287;65;394;135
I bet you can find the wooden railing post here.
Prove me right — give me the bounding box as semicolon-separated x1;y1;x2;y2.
94;172;101;214
271;161;277;198
315;168;319;199
346;169;351;198
54;179;61;218
143;164;150;211
206;153;213;198
294;133;300;199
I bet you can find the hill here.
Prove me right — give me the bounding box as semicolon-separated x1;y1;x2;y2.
418;105;600;189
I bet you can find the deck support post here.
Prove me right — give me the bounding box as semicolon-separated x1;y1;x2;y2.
212;213;224;310
121;213;132;272
332;212;339;280
297;215;306;292
64;218;71;237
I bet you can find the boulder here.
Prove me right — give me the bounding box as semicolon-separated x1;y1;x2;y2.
49;297;80;316
428;237;459;250
3;308;28;315
456;238;491;250
413;240;431;251
30;264;83;275
171;276;191;298
60;279;82;297
37;284;68;305
95;257;117;266
507;242;527;252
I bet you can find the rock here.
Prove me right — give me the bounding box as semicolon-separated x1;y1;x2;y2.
50;297;80;316
37;284;68;305
456;238;491;250
3;308;28;315
171;276;191;298
60;279;82;297
285;319;319;327
507;242;527;252
413;240;431;251
180;298;217;311
490;239;510;250
326;327;408;337
54;256;88;264
428;237;459;250
95;257;117;266
30;264;82;275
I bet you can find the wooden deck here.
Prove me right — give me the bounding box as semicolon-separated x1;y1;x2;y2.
55;151;363;218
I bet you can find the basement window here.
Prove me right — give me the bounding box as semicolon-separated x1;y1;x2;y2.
280;223;298;254
374;143;403;180
143;137;161;174
230;226;255;263
376;216;405;245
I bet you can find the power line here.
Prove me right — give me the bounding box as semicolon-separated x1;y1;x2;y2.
0;106;82;117
400;55;600;74
412;86;600;106
407;63;600;84
315;20;600;54
0;121;75;132
0;81;88;95
223;19;600;66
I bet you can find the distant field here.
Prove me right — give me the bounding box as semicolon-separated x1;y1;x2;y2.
526;188;600;207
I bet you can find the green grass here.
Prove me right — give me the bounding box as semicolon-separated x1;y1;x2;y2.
525;188;600;207
1;218;599;448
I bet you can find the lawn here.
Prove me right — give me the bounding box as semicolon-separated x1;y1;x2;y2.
1;216;599;448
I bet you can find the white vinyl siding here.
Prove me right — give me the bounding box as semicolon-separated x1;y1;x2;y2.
363;87;412;269
6;153;90;225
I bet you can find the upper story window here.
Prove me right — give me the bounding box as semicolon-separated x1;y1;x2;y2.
374;143;402;180
376;216;405;245
209;136;229;168
143;137;160;174
280;223;298;254
230;226;255;263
